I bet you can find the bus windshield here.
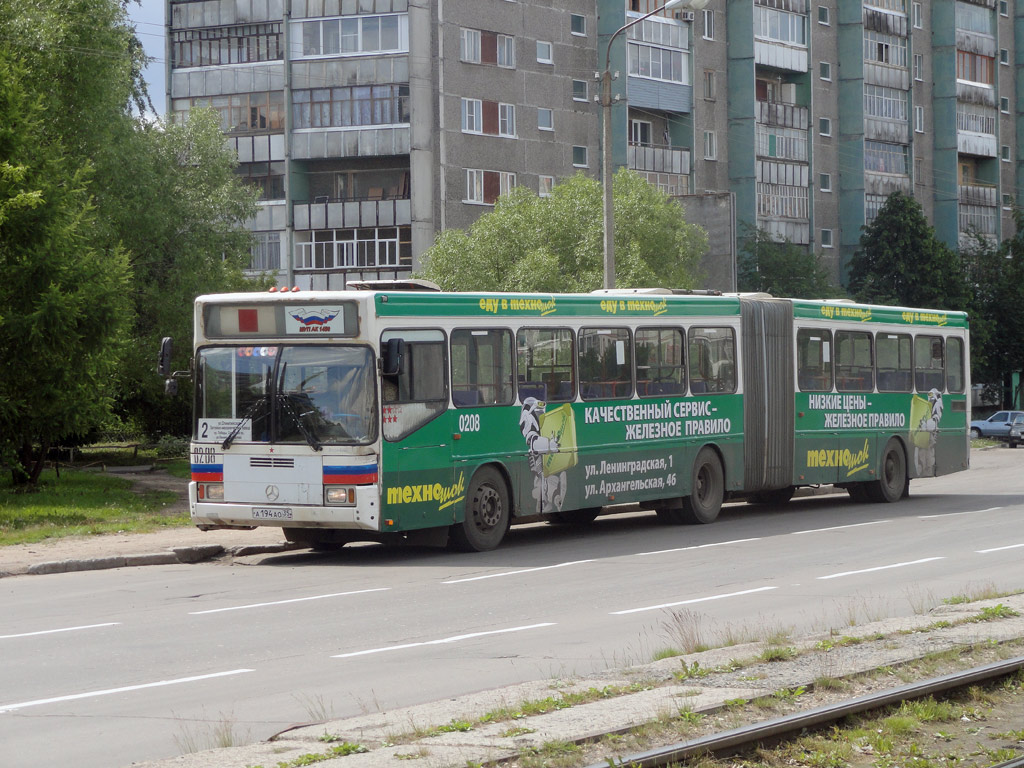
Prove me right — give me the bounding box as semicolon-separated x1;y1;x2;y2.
196;345;376;445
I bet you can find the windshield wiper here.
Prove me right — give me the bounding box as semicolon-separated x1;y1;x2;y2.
276;392;323;451
221;395;269;450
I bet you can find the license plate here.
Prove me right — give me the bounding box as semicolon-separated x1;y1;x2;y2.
252;507;293;520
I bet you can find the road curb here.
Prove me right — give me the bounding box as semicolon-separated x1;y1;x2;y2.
22;542;296;576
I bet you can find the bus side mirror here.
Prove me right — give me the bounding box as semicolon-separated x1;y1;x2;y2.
382;338;404;376
158;337;174;377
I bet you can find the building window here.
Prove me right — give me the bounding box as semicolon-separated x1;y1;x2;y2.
626;16;688;84
171;23;282;68
536;40;553;63
817;5;830;25
466;169;484;203
461;28;481;62
537;107;553;131
863;84;908;121
865;193;889;223
539;175;554;197
703;9;714;40
294;226;409;270
915;156;924;184
249;232;282;271
1002;145;1011;162
499;172;516;196
914;53;923;80
956;51;995;85
572;79;588;101
819;117;832;136
238;162;285;201
912;2;922;28
1003;193;1013;209
1001;97;1010;114
914;105;924;132
865;140;909;174
177;91;285;134
1000;48;1009;65
756;183;809;219
570;13;586;36
864;29;908;68
297;13;408;58
956;2;995;35
704;130;717;160
754;6;807;46
461;98;482;133
821;229;833;248
1000;0;1009;16
629;119;652;145
498;103;516;137
572;145;588;167
292;85;410;130
756;124;809;161
819;172;832;192
819;61;831;81
497;34;515;68
703;69;716;100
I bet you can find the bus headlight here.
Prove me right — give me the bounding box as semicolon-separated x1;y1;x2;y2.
198;482;224;501
325;486;356;505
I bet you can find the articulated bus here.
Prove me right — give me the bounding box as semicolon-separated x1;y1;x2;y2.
167;283;969;552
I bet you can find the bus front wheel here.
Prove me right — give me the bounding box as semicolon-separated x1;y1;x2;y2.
865;438;907;503
660;447;723;525
449;466;510;552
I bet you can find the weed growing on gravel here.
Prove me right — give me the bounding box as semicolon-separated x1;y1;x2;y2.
759;645;797;662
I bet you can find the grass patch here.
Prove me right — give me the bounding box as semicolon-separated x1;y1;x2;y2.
0;469;185;546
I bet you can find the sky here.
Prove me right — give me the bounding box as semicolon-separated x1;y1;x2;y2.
127;0;167;115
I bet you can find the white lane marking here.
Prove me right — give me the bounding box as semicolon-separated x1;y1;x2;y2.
0;622;121;640
442;560;595;584
817;557;945;580
920;507;1002;520
792;520;890;535
332;622;556;659
977;542;1024;554
610;586;777;615
189;587;390;615
0;669;253;714
635;538;761;557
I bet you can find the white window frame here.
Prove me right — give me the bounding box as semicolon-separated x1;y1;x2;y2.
1000;48;1009;65
914;104;924;133
703;130;717;160
461;98;482;133
497;34;515;68
819;117;832;137
536;40;553;64
821;229;834;248
819;61;832;81
499;172;516;197
913;2;922;28
1001;96;1011;114
914;53;923;80
1002;145;1011;162
819;172;832;192
465;169;484;203
460;28;481;63
537;107;554;131
498;103;516;137
572;145;588;168
817;5;830;25
539;175;555;197
703;9;714;40
1000;0;1009;16
572;79;588;102
703;69;716;100
630;119;653;145
570;13;586;37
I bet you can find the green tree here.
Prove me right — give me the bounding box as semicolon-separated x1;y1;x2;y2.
737;227;842;298
848;191;968;309
0;52;131;485
419;170;707;291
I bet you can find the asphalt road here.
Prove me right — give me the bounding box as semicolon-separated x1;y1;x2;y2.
1;449;1022;768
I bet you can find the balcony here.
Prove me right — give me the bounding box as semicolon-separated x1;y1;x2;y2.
756;100;809;130
628;142;691;176
293;195;412;232
958;182;997;207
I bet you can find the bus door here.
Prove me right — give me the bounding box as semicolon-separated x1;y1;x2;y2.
449;328;520;493
379;330;455;530
795;328;841;484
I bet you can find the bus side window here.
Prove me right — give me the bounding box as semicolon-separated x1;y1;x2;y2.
381;329;448;441
876;332;912;392
835;331;873;392
451;328;514;407
635;327;684;397
579;328;632;400
915;335;944;393
517;328;575;402
946;337;964;393
796;328;832;391
688;327;735;394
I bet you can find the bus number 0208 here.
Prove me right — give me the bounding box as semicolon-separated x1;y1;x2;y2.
458;413;481;433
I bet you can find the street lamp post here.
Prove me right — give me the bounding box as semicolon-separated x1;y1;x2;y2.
600;0;708;289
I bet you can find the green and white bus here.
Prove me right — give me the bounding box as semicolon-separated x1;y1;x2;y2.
168;283;969;552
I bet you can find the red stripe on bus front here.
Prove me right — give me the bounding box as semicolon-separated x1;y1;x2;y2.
192;472;224;481
323;473;378;485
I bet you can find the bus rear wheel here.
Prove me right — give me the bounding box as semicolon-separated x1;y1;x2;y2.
660;447;723;525
449;466;509;552
865;438;907;503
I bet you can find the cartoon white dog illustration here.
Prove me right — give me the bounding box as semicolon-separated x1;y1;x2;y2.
519;397;567;514
914;388;943;476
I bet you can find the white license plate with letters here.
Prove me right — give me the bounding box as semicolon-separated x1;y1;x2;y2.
252;507;293;520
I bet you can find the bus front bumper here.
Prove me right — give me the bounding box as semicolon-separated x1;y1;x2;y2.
190;484;381;531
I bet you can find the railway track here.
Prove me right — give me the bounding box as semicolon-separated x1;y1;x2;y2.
585;655;1024;768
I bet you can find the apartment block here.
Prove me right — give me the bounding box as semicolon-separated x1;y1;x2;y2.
167;0;1023;290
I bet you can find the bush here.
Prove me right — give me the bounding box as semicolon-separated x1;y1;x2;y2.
155;435;189;458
